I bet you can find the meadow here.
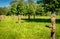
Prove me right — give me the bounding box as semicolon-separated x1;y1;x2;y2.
0;16;60;39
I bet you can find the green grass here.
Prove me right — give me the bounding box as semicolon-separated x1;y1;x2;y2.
0;16;60;39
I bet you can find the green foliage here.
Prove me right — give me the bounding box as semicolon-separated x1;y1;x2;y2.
7;0;60;16
36;3;44;16
0;8;3;15
42;0;60;13
17;2;26;15
26;5;35;15
10;3;17;15
0;7;8;15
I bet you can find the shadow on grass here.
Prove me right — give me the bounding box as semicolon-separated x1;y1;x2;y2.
22;18;60;23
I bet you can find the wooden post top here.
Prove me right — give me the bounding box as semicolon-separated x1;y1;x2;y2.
51;14;56;18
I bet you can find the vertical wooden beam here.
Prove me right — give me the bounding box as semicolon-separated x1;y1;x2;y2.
51;14;56;39
18;15;21;23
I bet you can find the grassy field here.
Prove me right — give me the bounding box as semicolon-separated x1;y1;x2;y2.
0;16;60;39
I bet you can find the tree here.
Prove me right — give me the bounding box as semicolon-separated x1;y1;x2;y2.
26;4;35;19
32;2;37;19
42;0;60;13
36;3;44;16
26;0;36;19
0;7;8;15
17;0;25;23
42;0;60;39
10;1;17;20
0;7;8;20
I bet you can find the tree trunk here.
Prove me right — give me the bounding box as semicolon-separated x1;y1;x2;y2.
18;15;21;23
34;14;35;19
28;14;30;20
51;14;56;39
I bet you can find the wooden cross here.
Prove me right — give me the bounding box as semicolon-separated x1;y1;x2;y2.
51;14;56;39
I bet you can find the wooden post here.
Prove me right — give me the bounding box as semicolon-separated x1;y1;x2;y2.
18;15;21;23
0;15;4;20
51;14;56;39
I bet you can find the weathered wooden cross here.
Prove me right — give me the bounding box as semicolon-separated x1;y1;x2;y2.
51;14;56;39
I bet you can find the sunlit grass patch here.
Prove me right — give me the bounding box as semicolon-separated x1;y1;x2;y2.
0;16;60;39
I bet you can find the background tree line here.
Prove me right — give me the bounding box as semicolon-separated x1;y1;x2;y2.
0;0;60;21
